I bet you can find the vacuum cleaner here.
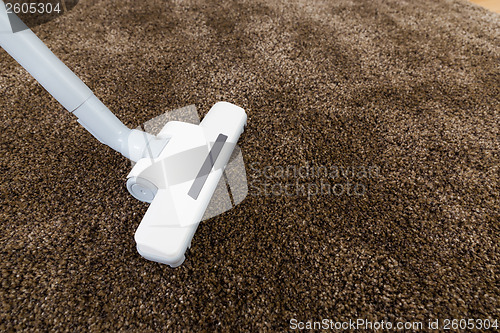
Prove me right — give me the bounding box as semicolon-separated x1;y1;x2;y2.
0;2;247;267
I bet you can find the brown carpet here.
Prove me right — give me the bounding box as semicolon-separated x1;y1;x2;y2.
1;0;499;331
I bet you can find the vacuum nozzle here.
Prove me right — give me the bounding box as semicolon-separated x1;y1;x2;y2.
128;102;247;267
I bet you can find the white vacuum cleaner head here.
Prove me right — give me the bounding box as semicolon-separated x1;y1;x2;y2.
0;4;247;267
128;102;246;267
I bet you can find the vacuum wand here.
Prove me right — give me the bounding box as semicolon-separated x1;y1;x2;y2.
0;1;248;267
0;2;166;161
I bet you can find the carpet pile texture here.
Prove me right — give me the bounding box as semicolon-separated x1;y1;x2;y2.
0;0;498;330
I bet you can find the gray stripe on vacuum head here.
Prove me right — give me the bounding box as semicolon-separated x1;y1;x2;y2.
188;134;228;200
